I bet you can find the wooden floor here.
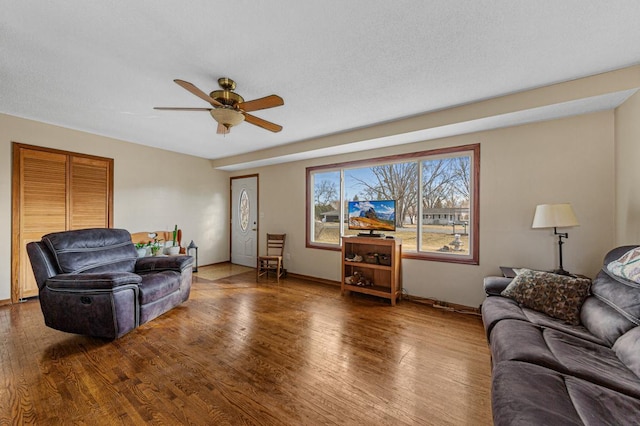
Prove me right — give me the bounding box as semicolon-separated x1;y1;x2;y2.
1;265;493;425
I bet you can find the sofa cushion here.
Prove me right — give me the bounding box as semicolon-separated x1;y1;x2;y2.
482;296;604;345
490;319;560;369
519;305;605;345
580;296;638;347
138;271;181;305
613;326;640;379
43;228;138;274
539;327;640;397
501;269;591;325
492;361;640;426
566;372;640;426
491;362;584;426
490;319;640;398
135;255;193;273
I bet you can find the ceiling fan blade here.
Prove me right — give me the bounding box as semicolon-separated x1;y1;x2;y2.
217;123;230;135
243;113;283;133
154;107;213;111
237;95;284;112
174;79;224;107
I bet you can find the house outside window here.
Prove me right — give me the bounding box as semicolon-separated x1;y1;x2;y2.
306;144;479;264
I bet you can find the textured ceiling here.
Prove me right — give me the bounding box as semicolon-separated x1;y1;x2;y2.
2;1;640;168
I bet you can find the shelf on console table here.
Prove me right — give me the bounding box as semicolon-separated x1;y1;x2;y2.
341;236;402;306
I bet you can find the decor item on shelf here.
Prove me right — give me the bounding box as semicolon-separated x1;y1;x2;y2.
345;253;363;262
187;240;198;272
168;225;180;255
148;233;163;256
172;225;178;246
135;242;148;258
151;242;162;256
364;253;379;264
532;203;579;275
350;271;372;287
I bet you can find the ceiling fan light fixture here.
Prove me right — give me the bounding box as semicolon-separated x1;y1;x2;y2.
158;77;282;133
210;108;245;129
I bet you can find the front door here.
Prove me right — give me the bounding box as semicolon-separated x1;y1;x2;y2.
231;175;258;267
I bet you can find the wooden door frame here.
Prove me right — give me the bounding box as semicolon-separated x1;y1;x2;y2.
229;174;259;265
11;142;114;303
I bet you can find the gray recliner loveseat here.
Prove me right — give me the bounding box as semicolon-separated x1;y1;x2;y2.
27;228;193;339
482;245;640;425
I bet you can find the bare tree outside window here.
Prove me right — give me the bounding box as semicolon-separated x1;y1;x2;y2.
421;156;471;254
347;162;417;229
422;159;455;209
314;179;339;213
312;171;340;243
307;144;479;264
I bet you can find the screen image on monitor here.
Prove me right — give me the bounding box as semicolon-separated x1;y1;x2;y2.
347;200;396;236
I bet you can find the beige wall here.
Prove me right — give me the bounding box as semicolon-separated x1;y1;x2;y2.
239;111;616;307
615;90;640;245
0;105;627;307
0;113;230;301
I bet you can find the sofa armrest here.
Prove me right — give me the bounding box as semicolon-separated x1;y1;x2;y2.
484;276;513;296
135;255;194;273
46;272;142;290
26;241;59;290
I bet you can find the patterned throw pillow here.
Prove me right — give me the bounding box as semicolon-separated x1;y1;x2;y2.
607;247;640;284
501;269;591;325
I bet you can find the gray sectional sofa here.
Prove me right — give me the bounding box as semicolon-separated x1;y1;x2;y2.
482;245;640;425
27;228;193;339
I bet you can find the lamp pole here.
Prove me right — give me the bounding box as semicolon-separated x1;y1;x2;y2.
554;227;569;275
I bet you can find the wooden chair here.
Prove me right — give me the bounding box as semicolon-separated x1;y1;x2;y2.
256;234;286;282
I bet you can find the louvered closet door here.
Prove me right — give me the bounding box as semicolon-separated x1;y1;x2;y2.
17;149;68;299
69;156;111;229
12;144;113;302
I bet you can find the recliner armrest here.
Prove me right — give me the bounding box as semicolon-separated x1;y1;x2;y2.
135;256;194;273
46;272;142;290
484;276;513;296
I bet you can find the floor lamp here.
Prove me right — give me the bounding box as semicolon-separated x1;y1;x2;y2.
532;203;579;275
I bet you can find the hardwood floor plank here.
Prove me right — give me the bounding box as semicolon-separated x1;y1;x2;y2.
1;266;492;425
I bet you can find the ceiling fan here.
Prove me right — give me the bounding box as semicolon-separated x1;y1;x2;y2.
155;77;284;134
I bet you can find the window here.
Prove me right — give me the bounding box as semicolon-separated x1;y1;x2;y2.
306;144;479;264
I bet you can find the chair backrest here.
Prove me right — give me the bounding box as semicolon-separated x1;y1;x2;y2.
266;234;286;256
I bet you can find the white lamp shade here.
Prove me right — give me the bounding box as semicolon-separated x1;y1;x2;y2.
532;203;579;229
210;108;245;128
